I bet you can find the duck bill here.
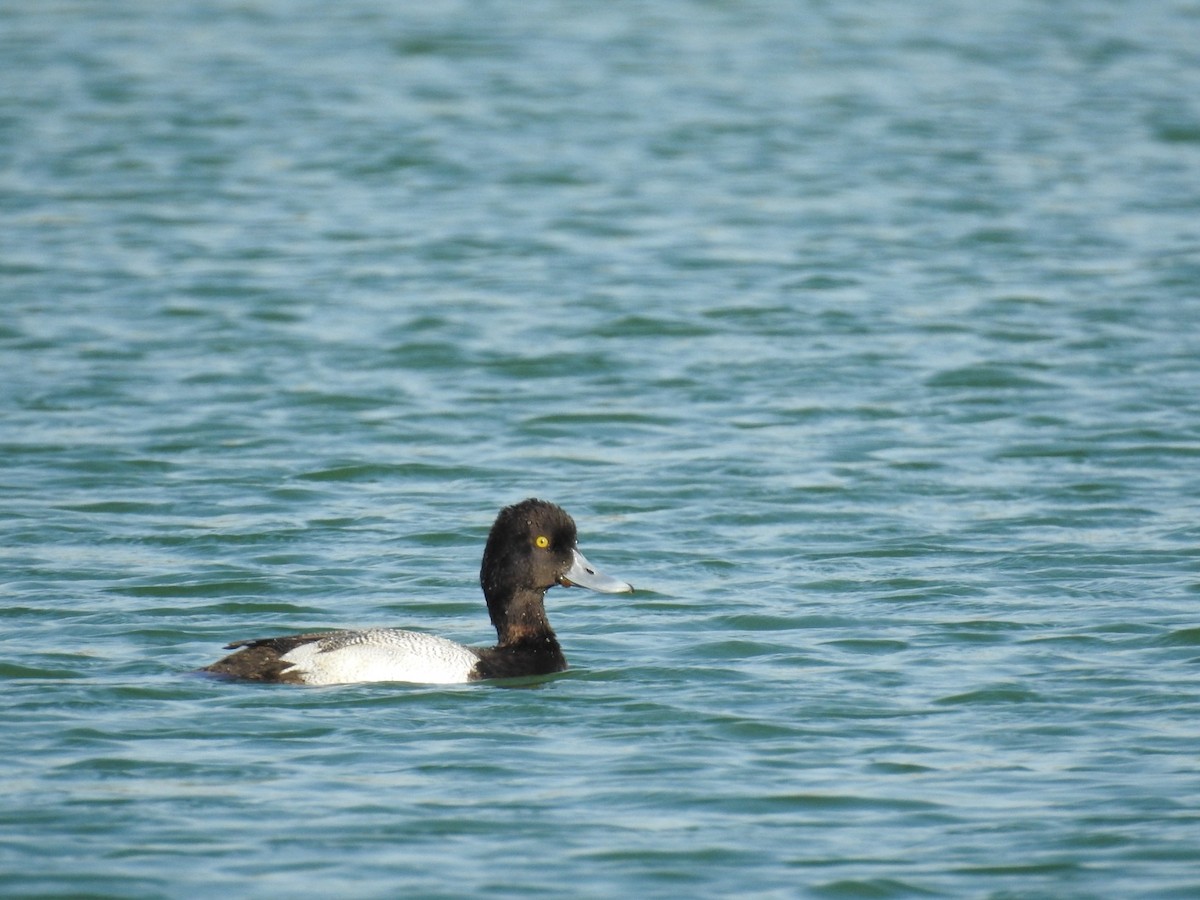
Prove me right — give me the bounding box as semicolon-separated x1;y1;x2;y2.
559;548;634;593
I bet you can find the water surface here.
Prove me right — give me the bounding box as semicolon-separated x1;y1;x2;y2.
3;1;1200;897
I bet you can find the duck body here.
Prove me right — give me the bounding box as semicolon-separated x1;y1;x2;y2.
199;499;632;686
212;629;488;685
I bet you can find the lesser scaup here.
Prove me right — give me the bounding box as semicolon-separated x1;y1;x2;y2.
199;498;633;685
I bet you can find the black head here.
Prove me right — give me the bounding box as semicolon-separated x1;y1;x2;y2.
480;499;578;605
479;499;632;643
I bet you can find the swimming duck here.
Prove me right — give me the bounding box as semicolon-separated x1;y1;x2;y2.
199;498;633;685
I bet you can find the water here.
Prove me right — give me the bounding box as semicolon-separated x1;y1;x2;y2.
4;0;1200;896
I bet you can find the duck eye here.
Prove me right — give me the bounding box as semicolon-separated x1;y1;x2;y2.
534;535;550;549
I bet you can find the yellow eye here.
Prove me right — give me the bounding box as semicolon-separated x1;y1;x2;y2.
535;535;550;549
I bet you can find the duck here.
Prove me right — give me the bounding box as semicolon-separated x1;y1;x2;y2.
199;498;633;685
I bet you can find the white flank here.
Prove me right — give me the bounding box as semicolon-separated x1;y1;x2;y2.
279;629;481;685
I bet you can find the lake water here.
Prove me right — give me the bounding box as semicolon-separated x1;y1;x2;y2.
4;1;1200;897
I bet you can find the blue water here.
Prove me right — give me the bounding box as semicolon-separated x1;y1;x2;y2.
4;0;1200;897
